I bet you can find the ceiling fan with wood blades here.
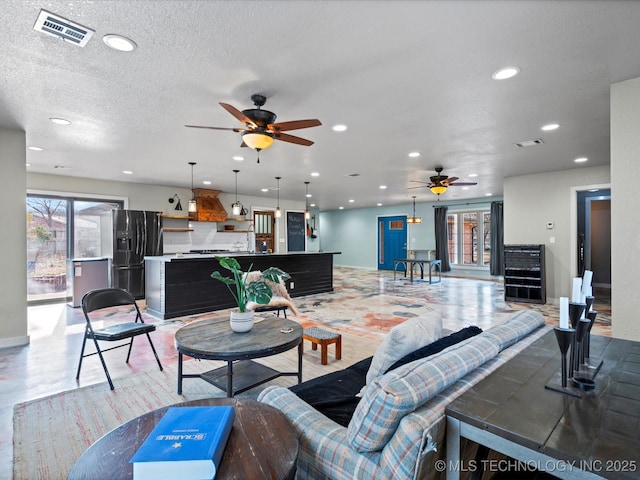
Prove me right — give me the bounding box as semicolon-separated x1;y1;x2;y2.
409;167;477;196
185;94;321;162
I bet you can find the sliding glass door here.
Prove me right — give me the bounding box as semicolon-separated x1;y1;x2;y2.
26;194;123;303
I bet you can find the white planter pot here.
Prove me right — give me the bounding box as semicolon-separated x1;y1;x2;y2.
229;310;255;333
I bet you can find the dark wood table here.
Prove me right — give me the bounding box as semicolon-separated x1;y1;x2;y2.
446;330;640;479
175;316;303;396
67;398;298;480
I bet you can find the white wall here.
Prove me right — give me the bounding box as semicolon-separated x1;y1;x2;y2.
611;77;640;341
504;165;610;302
0;128;28;348
27;172;304;255
319;198;497;269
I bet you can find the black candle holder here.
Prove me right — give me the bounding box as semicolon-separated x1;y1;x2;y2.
554;327;574;387
546;326;583;397
567;302;585;379
582;309;604;376
585;295;595;314
574;318;591;372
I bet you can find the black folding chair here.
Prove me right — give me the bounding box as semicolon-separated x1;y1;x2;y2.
76;288;163;390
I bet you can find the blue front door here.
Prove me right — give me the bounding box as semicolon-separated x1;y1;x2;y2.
378;216;407;270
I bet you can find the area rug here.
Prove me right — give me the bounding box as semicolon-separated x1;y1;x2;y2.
13;331;377;480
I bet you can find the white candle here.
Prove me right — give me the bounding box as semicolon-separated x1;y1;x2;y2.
559;297;569;329
582;270;593;293
571;277;582;303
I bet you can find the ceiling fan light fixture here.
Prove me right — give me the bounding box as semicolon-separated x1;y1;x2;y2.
242;131;274;150
430;185;447;195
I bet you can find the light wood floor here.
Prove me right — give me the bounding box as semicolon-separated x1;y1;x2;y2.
0;267;611;479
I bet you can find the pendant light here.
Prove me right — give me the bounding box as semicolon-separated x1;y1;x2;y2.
188;162;197;213
231;169;243;216
304;181;311;219
275;176;282;218
407;196;422;224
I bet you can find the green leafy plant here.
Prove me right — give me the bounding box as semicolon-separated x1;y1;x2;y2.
211;256;291;312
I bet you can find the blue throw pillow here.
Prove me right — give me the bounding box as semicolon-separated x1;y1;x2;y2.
384;326;483;374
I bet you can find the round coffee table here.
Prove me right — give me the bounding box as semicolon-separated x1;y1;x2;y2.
67;398;298;480
175;316;303;396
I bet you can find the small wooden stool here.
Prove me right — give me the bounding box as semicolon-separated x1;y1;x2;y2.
302;327;342;365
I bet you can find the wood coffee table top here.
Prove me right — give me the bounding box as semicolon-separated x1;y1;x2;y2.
175;316;303;361
67;398;299;480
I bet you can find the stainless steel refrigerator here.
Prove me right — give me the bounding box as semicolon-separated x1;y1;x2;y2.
101;210;163;299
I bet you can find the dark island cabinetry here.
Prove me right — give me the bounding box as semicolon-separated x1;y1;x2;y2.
504;244;546;304
145;252;338;319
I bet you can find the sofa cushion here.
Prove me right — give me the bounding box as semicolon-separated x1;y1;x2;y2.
289;356;372;427
384;325;483;374
365;309;442;385
484;309;545;350
347;334;500;453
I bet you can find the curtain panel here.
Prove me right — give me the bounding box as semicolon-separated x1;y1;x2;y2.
490;201;504;276
434;206;451;272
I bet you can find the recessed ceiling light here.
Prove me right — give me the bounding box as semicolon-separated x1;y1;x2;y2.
574;157;588;163
203;180;211;185
339;206;344;210
261;188;269;192
408;152;421;158
310;203;316;207
28;146;43;151
332;124;348;132
379;185;387;189
50;117;71;125
348;199;355;203
492;66;520;80
232;156;244;161
541;123;560;131
468;173;478;178
377;203;383;207
485;193;492;196
122;170;133;175
462;187;469;190
103;34;137;52
25;163;31;167
311;172;320;177
306;193;312;198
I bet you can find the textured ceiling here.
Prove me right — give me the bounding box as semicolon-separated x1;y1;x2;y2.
2;1;639;210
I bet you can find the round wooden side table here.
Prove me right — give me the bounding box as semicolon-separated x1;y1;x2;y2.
67;398;298;480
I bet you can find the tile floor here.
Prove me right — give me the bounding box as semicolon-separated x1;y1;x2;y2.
0;267;611;479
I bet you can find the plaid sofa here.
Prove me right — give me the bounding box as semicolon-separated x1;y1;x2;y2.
258;310;550;480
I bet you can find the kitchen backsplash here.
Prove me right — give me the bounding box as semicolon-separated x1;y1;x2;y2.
163;222;254;254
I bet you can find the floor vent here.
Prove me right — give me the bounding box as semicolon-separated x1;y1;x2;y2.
33;9;95;47
515;139;544;148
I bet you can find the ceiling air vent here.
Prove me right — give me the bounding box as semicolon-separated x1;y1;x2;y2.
514;139;544;148
33;9;95;47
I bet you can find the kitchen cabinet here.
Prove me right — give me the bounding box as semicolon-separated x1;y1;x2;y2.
188;189;228;222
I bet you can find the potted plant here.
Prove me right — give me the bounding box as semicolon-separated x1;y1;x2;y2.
211;256;291;332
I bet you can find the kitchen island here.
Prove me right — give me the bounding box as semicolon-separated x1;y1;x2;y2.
145;251;339;319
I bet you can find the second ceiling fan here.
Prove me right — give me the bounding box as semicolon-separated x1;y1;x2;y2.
409;167;478;196
185;94;321;162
